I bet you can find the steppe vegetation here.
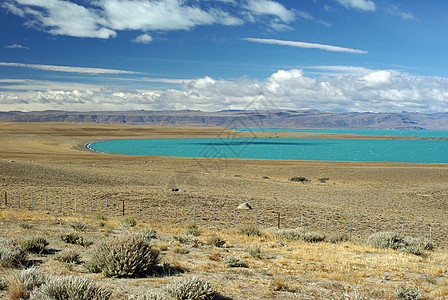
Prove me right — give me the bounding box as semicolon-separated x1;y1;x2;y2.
0;122;447;299
0;210;447;299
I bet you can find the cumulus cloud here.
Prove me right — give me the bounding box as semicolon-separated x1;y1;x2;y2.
336;0;376;11
132;34;153;44
2;0;294;40
1;68;447;113
244;38;368;54
0;62;141;74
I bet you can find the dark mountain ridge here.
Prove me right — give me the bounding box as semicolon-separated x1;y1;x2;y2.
1;110;447;130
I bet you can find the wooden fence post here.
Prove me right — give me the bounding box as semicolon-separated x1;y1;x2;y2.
324;216;327;233
31;193;33;210
277;212;281;229
18;192;20;209
90;198;92;214
233;210;236;227
122;199;125;217
45;194;47;211
74;196;77;214
106;199;108;217
4;191;7;208
429;224;432;244
59;196;62;214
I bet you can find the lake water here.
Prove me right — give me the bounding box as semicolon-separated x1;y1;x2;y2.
231;128;448;138
89;137;448;163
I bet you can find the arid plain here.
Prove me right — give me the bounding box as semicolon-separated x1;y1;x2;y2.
0;122;447;299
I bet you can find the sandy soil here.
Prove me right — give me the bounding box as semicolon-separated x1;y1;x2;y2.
0;122;447;246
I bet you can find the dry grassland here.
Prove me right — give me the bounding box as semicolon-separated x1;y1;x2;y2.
0;122;447;299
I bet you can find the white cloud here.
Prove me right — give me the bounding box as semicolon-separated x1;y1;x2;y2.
244;0;295;23
386;5;417;20
244;38;368;54
4;0;296;40
0;62;141;74
336;0;376;11
1;68;447;113
3;44;29;49
132;34;153;44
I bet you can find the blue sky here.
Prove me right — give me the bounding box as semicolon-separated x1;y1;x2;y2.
0;0;447;112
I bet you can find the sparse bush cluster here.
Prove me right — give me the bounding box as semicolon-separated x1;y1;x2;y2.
69;220;87;231
0;238;27;268
272;228;325;243
223;255;246;268
15;237;49;254
85;234;159;277
165;276;216;300
119;216;137;227
290;177;309;182
4;267;45;299
60;233;93;247
367;232;433;255
394;287;421;300
54;250;82;264
237;226;262;237
208;236;226;248
135;229;158;242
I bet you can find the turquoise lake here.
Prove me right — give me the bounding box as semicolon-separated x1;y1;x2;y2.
89;137;448;163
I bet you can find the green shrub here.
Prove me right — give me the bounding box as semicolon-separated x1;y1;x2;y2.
133;290;170;300
85;235;159;277
273;228;325;243
120;216;137;227
394;287;421;300
69;221;87;231
223;255;246;268
30;275;111;300
5;268;46;300
0;239;27;268
54;250;82;264
237;226;262;237
247;245;262;258
165;276;216;300
186;224;200;236
15;237;49;254
173;235;191;244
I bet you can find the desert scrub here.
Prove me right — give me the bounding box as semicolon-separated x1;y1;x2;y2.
208;236;226;248
186;224;200;236
290;177;309;182
273;228;325;243
85;234;159;277
394;287;421;300
0;239;27;268
4;267;46;300
223;255;246;268
237;226;262;237
120;216;137;227
54;250;82;264
135;229;158;242
367;232;431;255
60;233;93;247
247;245;262;258
165;276;216;300
15;236;49;254
69;220;87;231
133;290;170;300
30;275;111;300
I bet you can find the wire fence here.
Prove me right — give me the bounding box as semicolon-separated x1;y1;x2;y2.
1;190;446;247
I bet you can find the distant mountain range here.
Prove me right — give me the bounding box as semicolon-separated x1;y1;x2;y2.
1;110;448;130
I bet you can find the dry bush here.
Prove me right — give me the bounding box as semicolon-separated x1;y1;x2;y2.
394;287;421;300
269;277;293;292
0;238;27;268
135;229;158;242
273;228;325;243
60;233;93;247
30;275;112;300
164;276;216;300
367;232;432;255
237;226;262;237
186;224;201;237
172;246;189;254
5;268;46;300
133;290;170;300
119;216;137;227
15;237;49;254
223;255;246;268
69;220;87;231
247;245;262;258
208;236;226;248
85;234;159;278
54;250;82;264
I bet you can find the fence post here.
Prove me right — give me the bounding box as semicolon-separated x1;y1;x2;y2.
233;210;236;227
31;193;34;210
277;212;281;229
74;196;77;214
300;215;303;228
156;206;159;223
255;211;258;227
324;216;327;233
106;199;108;217
18;192;20;209
139;201;142;219
59;195;62;214
401;223;404;235
349;218;352;239
213;207;216;227
45;194;47;211
90;198;92;215
122;199;125;217
4;191;7;208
